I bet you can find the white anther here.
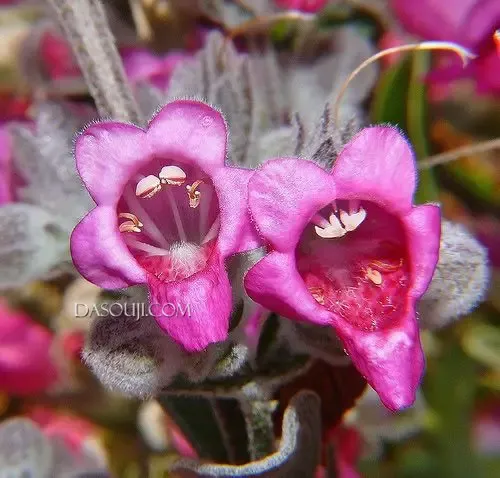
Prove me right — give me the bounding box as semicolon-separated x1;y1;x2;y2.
314;213;346;238
159;165;187;186
136;175;162;199
339;207;366;232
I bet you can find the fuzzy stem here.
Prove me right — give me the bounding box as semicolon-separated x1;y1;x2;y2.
240;399;277;461
46;0;144;125
419;138;500;169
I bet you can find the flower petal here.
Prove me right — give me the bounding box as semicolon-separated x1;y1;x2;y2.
332;127;417;214
333;315;424;411
148;252;232;352
390;0;474;45
70;206;146;288
147;100;228;174
76;123;148;205
212;166;261;256
403;204;441;298
248;159;336;252
244;252;332;325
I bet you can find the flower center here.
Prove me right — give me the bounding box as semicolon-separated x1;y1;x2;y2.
298;200;409;331
117;160;220;282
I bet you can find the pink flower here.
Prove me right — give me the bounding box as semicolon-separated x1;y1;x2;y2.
121;48;190;90
0;300;58;395
71;100;260;352
391;0;500;95
274;0;328;13
473;401;500;455
29;407;97;455
39;31;81;81
244;127;441;410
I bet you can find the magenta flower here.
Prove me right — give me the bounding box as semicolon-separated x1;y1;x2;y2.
244;127;440;410
275;0;328;13
0;300;58;396
122;48;190;90
391;0;500;95
71;100;260;352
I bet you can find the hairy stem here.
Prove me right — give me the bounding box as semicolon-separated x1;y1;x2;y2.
46;0;144;125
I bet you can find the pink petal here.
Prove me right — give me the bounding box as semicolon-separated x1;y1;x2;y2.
274;0;328;13
248;158;336;252
76;122;149;205
147;100;228;174
212;166;262;256
403;205;441;298
332;313;424;411
122;48;166;82
0;301;58;395
458;0;500;47
390;0;476;45
244;252;332;325
122;48;188;89
148;252;232;352
332;126;416;214
70;206;146;288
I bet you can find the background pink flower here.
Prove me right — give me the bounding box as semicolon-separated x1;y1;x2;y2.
0;300;58;395
121;48;190;90
275;0;328;13
391;0;500;94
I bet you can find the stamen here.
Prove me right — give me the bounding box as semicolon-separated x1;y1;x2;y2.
494;29;500;56
159;165;187;186
331;200;338;213
339;208;366;232
365;267;383;286
202;216;220;245
314;213;346;238
186;180;203;209
119;221;142;233
349;199;360;214
136;175;162;199
199;186;212;241
166;188;187;242
370;259;403;272
333;41;477;125
125;238;171;256
309;287;325;305
125;190;170;248
119;213;143;228
311;213;331;229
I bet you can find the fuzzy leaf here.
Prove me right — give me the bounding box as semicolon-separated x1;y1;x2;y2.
0;418;53;478
0;203;67;288
345;387;427;445
171;391;321;477
419;220;490;329
10;102;94;228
